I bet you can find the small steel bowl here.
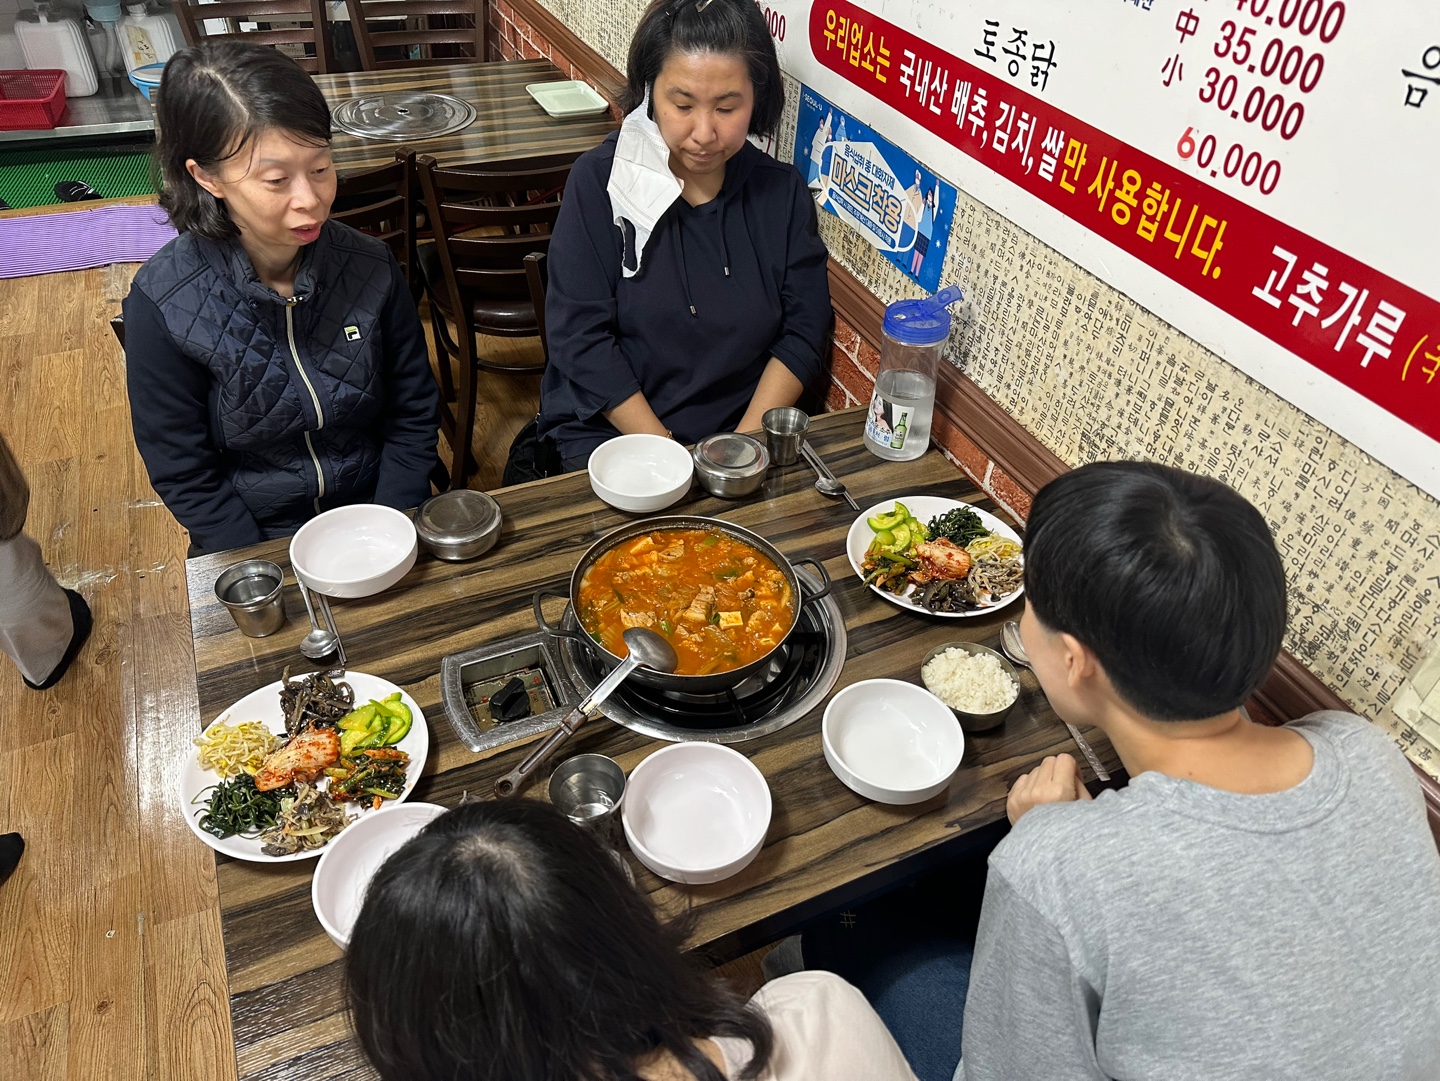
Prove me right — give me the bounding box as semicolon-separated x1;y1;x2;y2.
693;432;769;499
919;640;1020;733
415;489;502;561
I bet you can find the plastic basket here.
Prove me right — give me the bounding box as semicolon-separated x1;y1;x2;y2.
0;70;68;131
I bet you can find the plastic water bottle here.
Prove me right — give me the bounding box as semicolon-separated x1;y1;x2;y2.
118;1;181;75
15;4;100;97
863;286;963;462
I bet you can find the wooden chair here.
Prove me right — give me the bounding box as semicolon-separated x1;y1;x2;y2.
343;0;488;71
415;151;575;488
173;0;335;74
330;148;417;291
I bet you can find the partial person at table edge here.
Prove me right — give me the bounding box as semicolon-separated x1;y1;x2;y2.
532;0;831;475
794;462;1440;1081
344;797;919;1081
122;42;439;556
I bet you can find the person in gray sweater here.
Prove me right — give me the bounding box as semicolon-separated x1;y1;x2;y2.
956;462;1440;1080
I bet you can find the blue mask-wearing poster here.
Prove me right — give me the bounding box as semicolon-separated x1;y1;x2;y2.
796;85;957;293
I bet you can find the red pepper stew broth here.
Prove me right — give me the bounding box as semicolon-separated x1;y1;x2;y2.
577;529;796;676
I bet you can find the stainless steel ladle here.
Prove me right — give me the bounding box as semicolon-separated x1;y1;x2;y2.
494;627;678;798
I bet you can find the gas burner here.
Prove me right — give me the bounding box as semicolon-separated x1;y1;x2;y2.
557;568;846;744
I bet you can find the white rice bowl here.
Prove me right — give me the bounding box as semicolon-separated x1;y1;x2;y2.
921;647;1019;714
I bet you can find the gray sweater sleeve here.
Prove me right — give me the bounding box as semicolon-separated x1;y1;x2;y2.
959;870;1105;1081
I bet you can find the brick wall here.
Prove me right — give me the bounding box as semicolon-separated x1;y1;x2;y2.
506;4;1032;522
490;0;604;94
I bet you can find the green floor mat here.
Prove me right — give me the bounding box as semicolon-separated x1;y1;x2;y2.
0;149;156;209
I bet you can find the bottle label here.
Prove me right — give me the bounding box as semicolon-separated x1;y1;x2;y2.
865;389;910;450
125;24;156;65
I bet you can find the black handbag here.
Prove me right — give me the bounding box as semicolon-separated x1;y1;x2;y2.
502;414;564;486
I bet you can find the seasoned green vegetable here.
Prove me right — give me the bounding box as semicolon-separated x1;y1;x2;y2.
927;506;989;547
195;773;285;839
337;692;411;751
865;502;928;561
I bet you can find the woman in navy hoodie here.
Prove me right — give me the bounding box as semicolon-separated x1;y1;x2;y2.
537;0;831;470
124;43;439;554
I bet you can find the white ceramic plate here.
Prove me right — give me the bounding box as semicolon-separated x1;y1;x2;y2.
179;672;429;863
525;80;609;117
846;495;1024;618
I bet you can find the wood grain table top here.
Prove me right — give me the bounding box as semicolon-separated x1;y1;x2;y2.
312;59;617;174
185;408;1118;1079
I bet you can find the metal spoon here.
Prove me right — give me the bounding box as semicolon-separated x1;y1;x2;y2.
800;440;860;511
296;577;343;665
313;590;347;670
1000;620;1111;782
494;627;678;798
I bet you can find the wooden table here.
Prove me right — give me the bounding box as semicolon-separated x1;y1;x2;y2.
312;58;616;174
186;409;1118;1079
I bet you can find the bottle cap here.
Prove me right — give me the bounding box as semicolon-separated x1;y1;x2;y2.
127;2;148;12
86;0;123;21
882;298;952;346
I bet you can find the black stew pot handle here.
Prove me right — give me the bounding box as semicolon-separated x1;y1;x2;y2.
791;557;833;606
532;585;582;640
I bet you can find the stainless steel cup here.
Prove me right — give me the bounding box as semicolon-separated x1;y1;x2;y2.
762;406;810;466
214;559;287;638
549;754;626;845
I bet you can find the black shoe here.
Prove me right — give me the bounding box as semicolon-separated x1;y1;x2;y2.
24;589;93;690
54;180;102;202
0;833;22;888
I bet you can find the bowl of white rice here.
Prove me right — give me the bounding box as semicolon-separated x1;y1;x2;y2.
920;642;1020;732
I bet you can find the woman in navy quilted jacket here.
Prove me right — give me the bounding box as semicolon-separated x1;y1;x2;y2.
123;42;439;554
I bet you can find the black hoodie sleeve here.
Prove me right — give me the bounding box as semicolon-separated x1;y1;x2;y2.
542;152;644;421
767;170;832;390
122;285;264;552
371;252;441;510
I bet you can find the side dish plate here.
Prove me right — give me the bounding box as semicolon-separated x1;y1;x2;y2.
845;495;1024;619
525;80;610;117
178;672;429;863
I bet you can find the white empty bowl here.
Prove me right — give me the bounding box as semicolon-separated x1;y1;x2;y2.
622;743;771;884
823;679;965;805
290;504;418;598
588;434;694;513
311;802;447;949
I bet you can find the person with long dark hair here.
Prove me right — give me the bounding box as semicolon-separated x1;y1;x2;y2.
123;42;439;554
344;798;917;1081
532;0;831;472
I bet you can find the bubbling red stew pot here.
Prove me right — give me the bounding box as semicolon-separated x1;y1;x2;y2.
577;528;796;677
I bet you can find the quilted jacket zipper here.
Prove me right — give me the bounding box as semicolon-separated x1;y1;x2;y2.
284;299;327;514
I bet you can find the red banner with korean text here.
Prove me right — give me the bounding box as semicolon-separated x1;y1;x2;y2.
810;0;1440;445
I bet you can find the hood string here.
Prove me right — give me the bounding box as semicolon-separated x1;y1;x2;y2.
675;220;698;317
674;197;731;317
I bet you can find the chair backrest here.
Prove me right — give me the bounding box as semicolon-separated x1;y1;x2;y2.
343;0;487;71
331;148;416;285
523;250;547;362
416;153;575;310
174;0;335;74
